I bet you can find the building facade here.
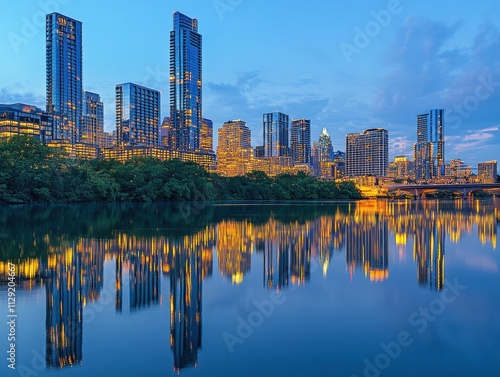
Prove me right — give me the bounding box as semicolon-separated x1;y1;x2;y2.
290;118;311;164
478;160;498;183
82;91;103;146
170;12;202;151
346;128;388;177
116;83;160;147
216;120;253;176
311;128;335;178
201;118;213;152
0;103;53;143
46;13;83;144
263;112;289;157
414;109;444;181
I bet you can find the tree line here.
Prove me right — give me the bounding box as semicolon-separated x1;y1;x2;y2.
0;135;362;204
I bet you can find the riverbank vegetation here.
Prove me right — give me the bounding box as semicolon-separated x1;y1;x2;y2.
0;135;362;204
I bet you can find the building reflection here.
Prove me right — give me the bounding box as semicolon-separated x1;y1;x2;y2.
44;248;83;368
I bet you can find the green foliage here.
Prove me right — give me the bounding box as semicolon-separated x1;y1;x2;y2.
0;136;362;203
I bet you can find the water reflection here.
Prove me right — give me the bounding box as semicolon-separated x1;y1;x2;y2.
0;199;498;373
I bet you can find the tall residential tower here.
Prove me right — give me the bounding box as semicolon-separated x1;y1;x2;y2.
170;12;202;151
46;13;83;144
414;109;444;181
263;112;289;157
290;118;311;164
346;128;388;177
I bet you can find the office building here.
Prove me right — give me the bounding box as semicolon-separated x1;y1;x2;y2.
346;128;388;177
478;160;498;183
116;83;160;147
217;120;253;176
311;128;335;178
46;13;83;144
290;118;311;164
81;91;103;146
263;112;289;157
170;12;202;151
414;109;444;181
0;103;53;143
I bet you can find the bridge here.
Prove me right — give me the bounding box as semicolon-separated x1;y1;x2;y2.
384;183;500;198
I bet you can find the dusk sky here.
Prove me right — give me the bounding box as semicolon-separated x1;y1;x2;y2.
1;0;500;167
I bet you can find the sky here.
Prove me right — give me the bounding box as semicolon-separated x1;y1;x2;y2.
1;0;500;167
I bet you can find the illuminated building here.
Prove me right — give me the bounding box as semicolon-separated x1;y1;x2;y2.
0;103;53;143
444;159;473;181
414;109;445;181
46;139;100;160
46;13;83;144
216;120;253;176
116;83;160;147
201;118;213;152
311;128;334;178
170;12;202;151
346;128;388;178
290;118;311;164
161;117;173;148
81;91;103;146
102;131;116;148
103;146;216;172
263;112;289;157
45;250;83;368
388;156;415;180
251;156;293;176
478;160;497;183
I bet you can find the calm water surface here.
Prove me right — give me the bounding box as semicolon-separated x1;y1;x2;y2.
1;199;499;377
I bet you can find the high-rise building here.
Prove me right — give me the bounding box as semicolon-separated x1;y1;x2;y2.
263;112;289;157
290;118;311;164
82;91;103;146
0;103;53;143
346;128;388;177
216;120;253;176
388;156;415;180
116;83;160;147
170;12;202;151
414;109;444;181
478;160;498;183
46;13;83;144
201;118;213;152
311;127;334;177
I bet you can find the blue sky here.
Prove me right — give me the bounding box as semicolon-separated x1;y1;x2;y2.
1;0;499;167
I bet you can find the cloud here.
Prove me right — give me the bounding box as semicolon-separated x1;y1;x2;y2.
0;87;44;108
448;127;499;153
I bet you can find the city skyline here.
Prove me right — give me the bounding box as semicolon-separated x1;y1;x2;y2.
1;0;499;166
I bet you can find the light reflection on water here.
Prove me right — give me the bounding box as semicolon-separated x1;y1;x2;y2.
0;199;499;377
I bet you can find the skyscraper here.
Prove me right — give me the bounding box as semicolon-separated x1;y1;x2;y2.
311;127;334;177
290;118;311;164
200;118;213;152
263;112;289;157
170;12;202;151
414;109;444;181
82;91;103;146
346;128;388;177
46;13;83;144
116;83;160;147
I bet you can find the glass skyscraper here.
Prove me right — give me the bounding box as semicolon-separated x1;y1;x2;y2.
116;83;160;147
170;12;202;151
46;13;83;144
414;109;444;181
263;112;289;157
290;118;311;164
82;91;103;146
